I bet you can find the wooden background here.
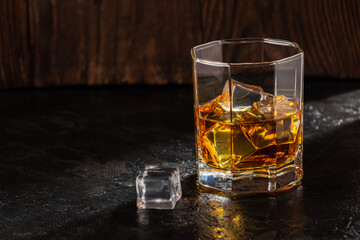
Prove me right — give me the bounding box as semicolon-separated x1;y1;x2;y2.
0;0;359;89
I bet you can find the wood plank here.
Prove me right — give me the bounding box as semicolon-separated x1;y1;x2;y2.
0;0;32;88
27;0;99;87
97;0;202;85
1;0;360;88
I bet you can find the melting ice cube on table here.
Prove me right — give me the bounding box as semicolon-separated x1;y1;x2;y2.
136;166;182;210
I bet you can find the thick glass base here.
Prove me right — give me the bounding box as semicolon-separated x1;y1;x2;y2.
197;150;303;195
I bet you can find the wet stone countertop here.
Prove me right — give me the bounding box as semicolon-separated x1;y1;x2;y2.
0;79;360;240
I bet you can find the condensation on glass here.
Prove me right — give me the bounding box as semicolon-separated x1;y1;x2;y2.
191;38;304;194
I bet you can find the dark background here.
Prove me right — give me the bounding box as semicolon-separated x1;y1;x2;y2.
1;0;360;89
1;1;360;240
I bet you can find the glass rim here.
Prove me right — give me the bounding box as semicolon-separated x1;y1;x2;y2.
191;38;304;66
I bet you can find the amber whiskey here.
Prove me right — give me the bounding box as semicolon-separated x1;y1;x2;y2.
196;91;302;180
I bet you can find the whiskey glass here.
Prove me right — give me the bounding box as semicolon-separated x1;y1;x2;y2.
191;38;304;194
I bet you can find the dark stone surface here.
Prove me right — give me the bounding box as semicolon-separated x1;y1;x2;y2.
0;79;360;240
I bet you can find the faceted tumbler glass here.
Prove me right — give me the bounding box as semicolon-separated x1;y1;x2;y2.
191;38;304;194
